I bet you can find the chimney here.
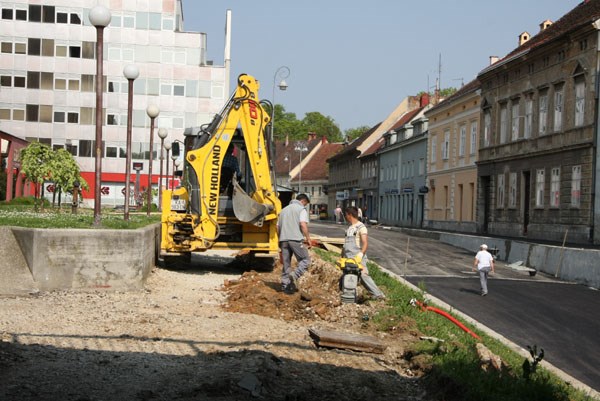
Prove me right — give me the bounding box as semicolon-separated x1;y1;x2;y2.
539;19;553;31
285;134;289;146
489;56;499;65
519;31;530;46
420;92;430;107
307;132;316;141
321;135;328;144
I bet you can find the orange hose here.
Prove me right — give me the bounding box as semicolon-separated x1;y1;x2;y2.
414;300;480;340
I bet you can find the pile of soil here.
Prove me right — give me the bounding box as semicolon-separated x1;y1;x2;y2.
0;251;434;401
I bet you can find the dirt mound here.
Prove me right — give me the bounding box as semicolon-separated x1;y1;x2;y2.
224;252;382;324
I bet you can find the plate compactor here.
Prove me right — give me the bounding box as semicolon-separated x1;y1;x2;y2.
335;257;363;303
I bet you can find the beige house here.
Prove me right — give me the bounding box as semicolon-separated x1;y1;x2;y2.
424;79;481;233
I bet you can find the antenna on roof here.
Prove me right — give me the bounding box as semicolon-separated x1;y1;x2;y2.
452;78;464;87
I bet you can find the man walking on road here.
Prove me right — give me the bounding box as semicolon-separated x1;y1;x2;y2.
473;244;495;296
342;206;385;300
278;194;312;294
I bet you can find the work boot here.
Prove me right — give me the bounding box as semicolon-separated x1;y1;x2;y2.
283;278;298;295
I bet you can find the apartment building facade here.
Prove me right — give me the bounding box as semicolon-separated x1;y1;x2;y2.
0;0;228;206
424;79;480;233
476;0;600;244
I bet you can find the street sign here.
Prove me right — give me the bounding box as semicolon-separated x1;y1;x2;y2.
133;162;143;171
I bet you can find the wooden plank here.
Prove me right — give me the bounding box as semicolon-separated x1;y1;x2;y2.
321;242;342;253
308;328;387;354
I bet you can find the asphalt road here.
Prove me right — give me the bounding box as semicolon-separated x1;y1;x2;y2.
311;221;600;394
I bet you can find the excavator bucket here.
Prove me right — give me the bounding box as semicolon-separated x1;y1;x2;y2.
231;178;274;227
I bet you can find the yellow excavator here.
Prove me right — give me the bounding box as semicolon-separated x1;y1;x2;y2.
159;74;282;268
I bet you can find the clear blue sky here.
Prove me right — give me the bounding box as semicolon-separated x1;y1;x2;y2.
182;0;580;134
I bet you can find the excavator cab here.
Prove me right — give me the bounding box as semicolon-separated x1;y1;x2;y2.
160;74;281;269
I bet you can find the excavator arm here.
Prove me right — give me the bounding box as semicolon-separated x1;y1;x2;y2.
160;74;282;258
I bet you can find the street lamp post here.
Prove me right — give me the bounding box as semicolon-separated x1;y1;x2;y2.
146;105;160;216
294;141;308;194
271;66;290;138
157;128;168;211
89;5;111;226
123;64;139;221
163;141;171;193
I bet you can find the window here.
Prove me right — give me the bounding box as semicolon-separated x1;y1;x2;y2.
81;75;94;92
2;8;13;19
80;107;94;125
575;78;585;126
42;5;55;23
82;41;94;59
28;5;41;22
79;140;92;157
0;75;10;86
497;174;505;208
554;86;563;131
39;105;52;123
500;104;508;144
538;91;548;135
431;137;437;162
419;158;424;175
42;39;54;56
14;76;25;87
511;101;520;141
15;9;26;21
470;122;477;154
571;165;581;207
70;13;81;24
67;112;79;123
14;42;25;54
68;45;81;58
54;111;65;123
550;167;560;208
459;126;466;157
26;104;39;121
55;78;66;90
41;72;53;90
1;42;12;53
28;38;41;55
27;71;40;89
484;111;492;145
55;44;67;57
509;172;517;208
13;109;24;120
57;12;68;23
107;113;119;125
442;131;449;160
535;169;545;207
524;96;533;138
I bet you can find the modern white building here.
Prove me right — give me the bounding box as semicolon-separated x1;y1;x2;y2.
0;0;230;206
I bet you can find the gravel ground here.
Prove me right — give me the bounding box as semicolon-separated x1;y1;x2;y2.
0;254;434;401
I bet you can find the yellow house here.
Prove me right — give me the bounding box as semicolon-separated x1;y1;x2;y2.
424;80;480;232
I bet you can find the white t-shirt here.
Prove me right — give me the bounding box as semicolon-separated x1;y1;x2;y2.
475;250;494;270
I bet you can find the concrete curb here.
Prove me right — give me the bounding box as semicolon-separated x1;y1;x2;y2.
377;264;600;400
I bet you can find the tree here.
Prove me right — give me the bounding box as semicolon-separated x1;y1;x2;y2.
20;143;88;211
19;142;53;210
48;148;88;208
301;112;342;142
344;126;371;142
271;104;304;140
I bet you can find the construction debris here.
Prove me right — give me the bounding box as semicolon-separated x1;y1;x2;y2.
308;327;387;354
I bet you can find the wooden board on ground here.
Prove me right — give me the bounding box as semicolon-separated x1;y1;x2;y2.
311;234;345;245
321;242;342;253
308;327;387;354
